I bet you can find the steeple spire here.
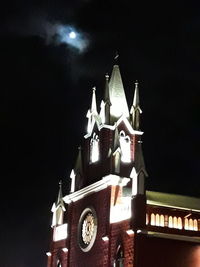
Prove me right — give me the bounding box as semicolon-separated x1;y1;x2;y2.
51;180;66;227
130;81;142;130
91;87;97;113
133;80;140;108
109;64;129;124
86;87;98;133
102;74;111;124
114;51;119;64
56;180;63;206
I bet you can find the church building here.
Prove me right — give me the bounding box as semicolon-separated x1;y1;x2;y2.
46;63;200;267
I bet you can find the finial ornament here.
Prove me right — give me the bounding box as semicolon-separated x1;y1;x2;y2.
59;180;62;187
105;73;109;80
114;51;119;61
92;86;96;91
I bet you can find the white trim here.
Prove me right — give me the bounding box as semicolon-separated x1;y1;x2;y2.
116;115;143;135
147;201;200;213
63;175;130;203
46;252;51;257
126;229;134;235
102;236;109;241
84;116;143;139
138;230;200;243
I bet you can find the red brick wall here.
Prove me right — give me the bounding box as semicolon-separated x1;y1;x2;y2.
109;221;134;266
68;187;111;267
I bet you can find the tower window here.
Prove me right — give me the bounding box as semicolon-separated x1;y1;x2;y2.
119;131;131;163
90;133;99;163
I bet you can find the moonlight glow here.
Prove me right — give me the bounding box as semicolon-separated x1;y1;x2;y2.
54;25;88;53
44;23;89;53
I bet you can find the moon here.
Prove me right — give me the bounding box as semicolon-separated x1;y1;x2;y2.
69;31;76;39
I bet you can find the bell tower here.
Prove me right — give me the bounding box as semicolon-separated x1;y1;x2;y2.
46;63;147;267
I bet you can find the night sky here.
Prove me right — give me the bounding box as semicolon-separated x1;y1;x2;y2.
1;1;200;266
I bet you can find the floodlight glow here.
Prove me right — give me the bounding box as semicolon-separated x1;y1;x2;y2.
110;197;131;223
69;31;76;39
46;252;51;257
102;236;109;241
126;229;134;235
54;223;68;242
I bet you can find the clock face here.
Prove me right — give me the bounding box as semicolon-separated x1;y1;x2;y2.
82;212;95;244
78;208;97;252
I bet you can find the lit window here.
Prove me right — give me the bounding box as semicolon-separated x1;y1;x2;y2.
194;219;198;231
150;213;155;226
90;133;99;163
184;218;189;230
169;216;173;228
146;214;149;225
173;217;178;229
178;217;182;229
119;131;131;163
160;215;164;227
156;214;160;226
189;218;194;230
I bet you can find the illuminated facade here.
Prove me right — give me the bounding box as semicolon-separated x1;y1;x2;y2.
47;64;200;267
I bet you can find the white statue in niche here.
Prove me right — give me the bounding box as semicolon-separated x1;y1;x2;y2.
119;130;131;163
90;133;99;163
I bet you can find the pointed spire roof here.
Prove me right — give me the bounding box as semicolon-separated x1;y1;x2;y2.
104;74;111;104
134;141;148;177
109;65;129;123
133;80;140;108
56;180;64;207
130;81;142;130
91;87;97;114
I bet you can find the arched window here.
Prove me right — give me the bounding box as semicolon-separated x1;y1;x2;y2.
155;214;160;226
119;131;131;163
151;213;155;226
113;245;124;267
178;217;182;229
173;217;178;229
90;133;99;163
184;218;189;230
194;219;198;231
146;214;149;225
169;216;173;228
160;215;164;227
189;218;194;230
